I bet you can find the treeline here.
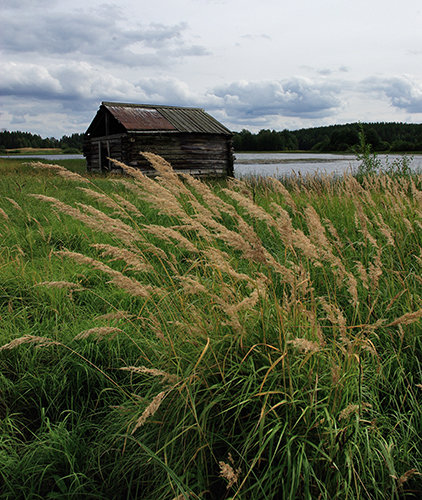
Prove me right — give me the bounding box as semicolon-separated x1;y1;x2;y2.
233;122;422;152
0;131;84;152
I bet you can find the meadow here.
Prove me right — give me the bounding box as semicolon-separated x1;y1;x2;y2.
0;155;421;499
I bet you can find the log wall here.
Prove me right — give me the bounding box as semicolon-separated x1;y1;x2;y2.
84;132;234;177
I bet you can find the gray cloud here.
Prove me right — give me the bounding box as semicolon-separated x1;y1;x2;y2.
210;78;342;122
361;76;422;113
0;6;208;66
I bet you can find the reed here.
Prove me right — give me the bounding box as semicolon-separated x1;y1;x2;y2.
0;156;420;499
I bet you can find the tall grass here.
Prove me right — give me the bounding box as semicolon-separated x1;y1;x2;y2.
0;155;421;499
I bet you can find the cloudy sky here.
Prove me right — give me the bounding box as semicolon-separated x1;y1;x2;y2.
1;0;422;137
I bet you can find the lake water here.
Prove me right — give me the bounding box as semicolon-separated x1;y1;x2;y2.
2;152;421;178
234;152;422;178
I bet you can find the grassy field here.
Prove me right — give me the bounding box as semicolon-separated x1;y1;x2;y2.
0;155;421;499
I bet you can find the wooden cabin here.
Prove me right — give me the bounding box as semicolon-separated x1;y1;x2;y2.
83;101;234;177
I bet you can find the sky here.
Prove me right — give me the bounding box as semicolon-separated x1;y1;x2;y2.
1;0;422;138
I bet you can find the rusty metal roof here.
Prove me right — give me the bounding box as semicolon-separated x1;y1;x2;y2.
102;102;231;135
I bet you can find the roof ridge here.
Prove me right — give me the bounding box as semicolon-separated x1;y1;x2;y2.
102;101;204;111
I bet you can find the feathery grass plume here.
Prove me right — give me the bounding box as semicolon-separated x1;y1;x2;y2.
131;389;169;433
339;402;372;421
179;275;209;295
227;176;254;198
368;246;383;292
221;187;277;227
111;178;145;198
30;161;89;183
110;158;188;220
141;152;194;198
288;337;320;354
36;280;84;291
31;195;140;247
78;187;130;217
91;244;153;272
203;247;255;285
55;250;121;277
394;469;422;488
96;311;133;321
304;205;332;251
268;176;297;211
56;250;162;297
109;274;158;298
181;173;238;218
112;194;144;218
0;208;9;220
374;212;395;246
323;217;344;249
142;225;199;253
355;261;369;290
386;308;422;327
5;197;23;211
74;327;123;341
319;297;348;342
354;201;378;248
120;366;179;384
402;217;414;233
219;454;241;489
0;335;58;350
75;202;142;246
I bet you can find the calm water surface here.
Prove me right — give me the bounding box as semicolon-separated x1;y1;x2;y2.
234;152;422;177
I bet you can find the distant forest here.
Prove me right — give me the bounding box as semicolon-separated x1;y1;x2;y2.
0;131;84;152
2;122;422;153
233;122;422;152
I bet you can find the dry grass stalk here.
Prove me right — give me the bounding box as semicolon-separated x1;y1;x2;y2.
56;250;161;297
319;297;348;341
0;208;9;220
355;202;378;248
304;205;332;251
75;202;142;245
110;158;188;220
91;244;152;272
30;161;89;183
268;177;297;211
56;250;121;277
142;225;199;253
78;187;125;213
355;261;369;290
5;198;23;211
31;195;140;247
219;453;241;489
131;389;169;433
221;188;276;226
179;275;209;295
36;280;84;291
386;308;422;327
96;311;133;321
288;338;320;354
120;366;179;384
368;246;383;292
339;402;372;421
374;213;395;246
75;327;123;341
203;247;254;285
112;194;144;218
109;274;160;298
181;173;238;218
323;217;344;249
0;335;58;351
